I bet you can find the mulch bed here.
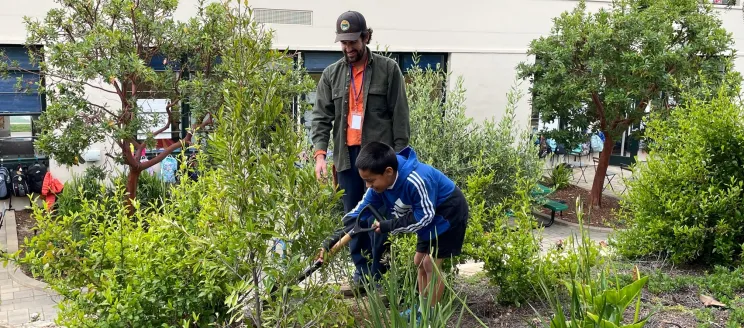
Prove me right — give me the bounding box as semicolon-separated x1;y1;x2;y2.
14;209;37;277
449;261;728;328
538;184;626;229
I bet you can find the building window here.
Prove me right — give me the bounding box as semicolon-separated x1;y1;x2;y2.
137;52;188;156
0;45;44;162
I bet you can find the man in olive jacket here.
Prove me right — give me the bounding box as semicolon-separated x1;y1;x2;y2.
310;10;410;286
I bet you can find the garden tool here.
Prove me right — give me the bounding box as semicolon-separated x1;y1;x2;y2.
269;203;386;297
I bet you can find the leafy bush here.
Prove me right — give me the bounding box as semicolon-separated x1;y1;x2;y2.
532;202;652;328
9;4;352;327
614;86;744;265
403;62;545;305
405;62;542;209
547;163;572;190
53;166;107;217
645;265;744;304
112;169;169;212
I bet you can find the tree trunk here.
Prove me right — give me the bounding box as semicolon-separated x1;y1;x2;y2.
126;167;141;214
590;133;614;209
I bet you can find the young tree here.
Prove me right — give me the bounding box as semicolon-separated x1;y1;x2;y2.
517;0;740;207
3;0;232;206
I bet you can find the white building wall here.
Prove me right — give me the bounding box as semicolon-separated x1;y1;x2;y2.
0;0;743;184
248;0;744;124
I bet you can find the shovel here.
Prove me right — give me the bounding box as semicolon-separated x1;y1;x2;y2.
269;204;386;298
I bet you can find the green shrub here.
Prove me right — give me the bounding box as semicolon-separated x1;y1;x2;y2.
356;246;486;327
405;62;541;209
464;159;544;305
726;298;744;327
8;4;351;327
112;169;169;212
53;166;107;217
644;265;744;304
400;59;544;305
547;163;572;190
615;86;744;265
532;202;653;328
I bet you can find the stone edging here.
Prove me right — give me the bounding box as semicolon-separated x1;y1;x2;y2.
3;210;49;290
532;210;619;233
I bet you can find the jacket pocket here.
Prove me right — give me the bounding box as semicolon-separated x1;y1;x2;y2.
367;84;389;114
332;88;345;116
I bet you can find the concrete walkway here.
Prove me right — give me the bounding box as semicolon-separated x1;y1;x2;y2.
0;209;60;327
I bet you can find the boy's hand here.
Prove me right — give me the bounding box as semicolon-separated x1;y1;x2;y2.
315;248;325;262
372;221;381;233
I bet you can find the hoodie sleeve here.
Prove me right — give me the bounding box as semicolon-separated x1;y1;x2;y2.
346;188;384;223
379;171;436;234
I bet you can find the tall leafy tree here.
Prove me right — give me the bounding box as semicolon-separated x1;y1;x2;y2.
518;0;740;207
2;0;232;206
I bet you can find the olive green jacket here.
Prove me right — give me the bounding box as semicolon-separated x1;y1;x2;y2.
310;48;410;172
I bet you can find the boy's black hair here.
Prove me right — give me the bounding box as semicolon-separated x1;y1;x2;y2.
356;142;398;174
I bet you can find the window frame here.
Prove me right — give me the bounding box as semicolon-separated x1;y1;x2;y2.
0;44;47;165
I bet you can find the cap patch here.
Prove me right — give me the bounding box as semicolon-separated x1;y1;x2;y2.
340;20;350;31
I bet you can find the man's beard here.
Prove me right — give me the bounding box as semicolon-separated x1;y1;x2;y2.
345;47;366;64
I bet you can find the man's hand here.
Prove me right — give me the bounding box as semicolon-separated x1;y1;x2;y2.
314;155;327;181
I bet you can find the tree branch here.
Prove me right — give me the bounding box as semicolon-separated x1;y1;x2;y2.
591;91;607;130
610;118;635;131
116;140;138;168
9;66;119;96
149;110;173;139
138;113;212;171
131;0;141;57
83;100;118;119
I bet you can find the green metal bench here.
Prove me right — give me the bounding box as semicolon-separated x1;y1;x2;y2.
504;183;567;228
542;199;568;227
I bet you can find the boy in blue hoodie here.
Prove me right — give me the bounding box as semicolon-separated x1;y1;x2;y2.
323;141;469;310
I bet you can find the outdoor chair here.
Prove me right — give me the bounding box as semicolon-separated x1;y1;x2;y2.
593;157;616;192
619;163;635;195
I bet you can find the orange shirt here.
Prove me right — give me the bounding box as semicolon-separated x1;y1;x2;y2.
313;62;366;160
346;63;365;147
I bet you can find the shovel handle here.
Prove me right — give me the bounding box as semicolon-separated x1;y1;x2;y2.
330;234;353;253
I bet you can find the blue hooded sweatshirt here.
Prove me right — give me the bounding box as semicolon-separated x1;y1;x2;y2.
347;146;457;240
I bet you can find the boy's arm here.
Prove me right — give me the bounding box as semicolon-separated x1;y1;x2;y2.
346;188;384;222
378;172;435;234
322;189;383;251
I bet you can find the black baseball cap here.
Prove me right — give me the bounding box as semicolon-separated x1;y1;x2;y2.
335;11;367;42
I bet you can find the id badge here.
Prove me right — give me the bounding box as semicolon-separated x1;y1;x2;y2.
351;114;362;130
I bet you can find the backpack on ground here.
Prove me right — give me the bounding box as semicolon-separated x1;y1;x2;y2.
160;155;177;183
11;167;29;197
26;163;47;194
0;167;10;200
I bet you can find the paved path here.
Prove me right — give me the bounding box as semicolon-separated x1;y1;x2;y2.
0;209;60;327
458;218;611;276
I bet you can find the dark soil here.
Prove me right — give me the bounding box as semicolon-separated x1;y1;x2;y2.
539;184;625;229
15;209;37;277
452;274;546;327
449;261;736;328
